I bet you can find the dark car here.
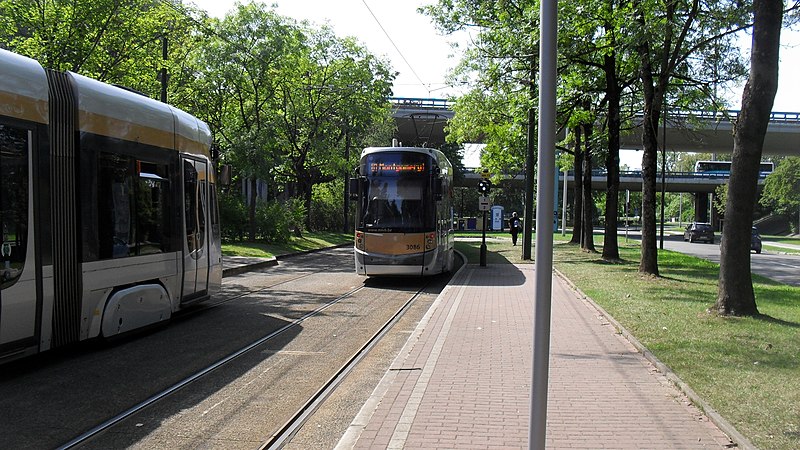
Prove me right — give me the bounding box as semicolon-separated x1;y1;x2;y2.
719;226;763;254
684;222;715;243
751;227;763;254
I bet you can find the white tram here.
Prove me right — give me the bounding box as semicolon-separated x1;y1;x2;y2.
351;146;455;276
0;49;222;364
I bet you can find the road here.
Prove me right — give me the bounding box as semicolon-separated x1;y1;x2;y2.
658;233;799;286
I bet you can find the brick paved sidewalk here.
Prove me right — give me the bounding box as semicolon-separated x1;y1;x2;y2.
336;264;736;449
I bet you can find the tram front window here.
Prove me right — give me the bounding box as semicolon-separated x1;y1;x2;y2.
359;152;434;232
362;178;428;230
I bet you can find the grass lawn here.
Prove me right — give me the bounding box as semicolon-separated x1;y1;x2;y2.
763;244;800;255
222;232;352;258
456;235;800;450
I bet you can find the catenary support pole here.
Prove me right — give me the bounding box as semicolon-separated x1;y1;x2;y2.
530;0;556;448
523;103;536;260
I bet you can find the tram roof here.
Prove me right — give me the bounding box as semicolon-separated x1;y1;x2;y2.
0;49;49;124
71;72;211;158
361;146;451;164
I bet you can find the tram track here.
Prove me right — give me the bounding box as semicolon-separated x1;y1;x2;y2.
174;250;356;319
58;284;368;450
260;281;432;449
0;246;454;450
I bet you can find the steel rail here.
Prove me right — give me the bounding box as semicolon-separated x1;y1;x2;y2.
57;284;366;450
260;281;433;450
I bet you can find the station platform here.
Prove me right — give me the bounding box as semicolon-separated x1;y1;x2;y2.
334;263;741;449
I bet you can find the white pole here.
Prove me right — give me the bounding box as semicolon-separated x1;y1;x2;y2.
530;0;556;448
625;189;630;242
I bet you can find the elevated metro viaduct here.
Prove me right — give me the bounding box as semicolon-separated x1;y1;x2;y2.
391;97;800;227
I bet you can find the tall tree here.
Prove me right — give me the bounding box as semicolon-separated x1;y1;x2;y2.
633;0;748;276
714;0;783;316
559;0;641;260
273;28;394;230
193;3;305;240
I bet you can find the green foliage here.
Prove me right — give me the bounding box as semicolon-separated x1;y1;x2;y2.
761;157;800;229
0;0;207;100
663;192;695;223
285;197;307;237
714;183;728;216
255;201;291;243
218;191;248;241
310;181;345;231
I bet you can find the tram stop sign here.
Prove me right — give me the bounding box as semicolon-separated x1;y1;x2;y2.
478;195;490;211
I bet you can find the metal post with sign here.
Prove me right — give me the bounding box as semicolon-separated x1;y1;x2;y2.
477;171;492;267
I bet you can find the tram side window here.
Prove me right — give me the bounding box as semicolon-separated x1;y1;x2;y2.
136;162;170;255
98;153;134;258
0;125;29;288
182;160;208;256
98;153;170;259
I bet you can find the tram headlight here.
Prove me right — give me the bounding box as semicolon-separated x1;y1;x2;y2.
425;232;436;250
356;231;365;250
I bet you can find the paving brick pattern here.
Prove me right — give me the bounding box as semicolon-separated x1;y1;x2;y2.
341;264;734;449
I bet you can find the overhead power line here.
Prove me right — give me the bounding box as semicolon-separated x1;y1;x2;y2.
360;0;430;95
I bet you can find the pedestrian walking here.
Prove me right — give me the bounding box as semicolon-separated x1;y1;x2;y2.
510;212;521;246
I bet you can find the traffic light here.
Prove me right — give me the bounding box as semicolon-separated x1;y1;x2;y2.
477;179;492;195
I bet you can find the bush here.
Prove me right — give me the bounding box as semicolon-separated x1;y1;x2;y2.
218;191;248;241
286;197;307;237
310;181;345;231
255;201;291;243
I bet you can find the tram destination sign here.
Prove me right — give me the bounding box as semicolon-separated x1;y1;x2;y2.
369;162;426;174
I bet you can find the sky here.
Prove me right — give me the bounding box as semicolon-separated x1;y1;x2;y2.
188;0;800;169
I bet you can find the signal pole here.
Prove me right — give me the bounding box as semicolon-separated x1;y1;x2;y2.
477;174;492;267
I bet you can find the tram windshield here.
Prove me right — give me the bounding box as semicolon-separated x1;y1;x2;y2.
359;152;434;232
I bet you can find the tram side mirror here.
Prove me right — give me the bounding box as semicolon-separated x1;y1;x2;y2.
433;178;444;201
349;177;361;200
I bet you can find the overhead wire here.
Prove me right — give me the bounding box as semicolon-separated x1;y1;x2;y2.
159;0;445;96
359;0;431;95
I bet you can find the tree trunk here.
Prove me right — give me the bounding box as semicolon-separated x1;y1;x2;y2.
603;48;622;261
570;126;584;244
637;37;662;276
581;122;596;252
569;127;583;244
714;0;782;316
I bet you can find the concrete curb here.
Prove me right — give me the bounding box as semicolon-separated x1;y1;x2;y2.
221;242;352;278
222;258;278;277
553;267;758;450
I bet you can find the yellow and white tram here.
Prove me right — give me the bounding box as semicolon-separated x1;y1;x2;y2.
0;49;222;364
352;146;454;276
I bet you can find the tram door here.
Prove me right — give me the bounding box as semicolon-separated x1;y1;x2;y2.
0;126;37;348
181;157;210;302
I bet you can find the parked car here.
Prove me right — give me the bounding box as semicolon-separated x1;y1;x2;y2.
684;222;715;243
718;226;763;254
